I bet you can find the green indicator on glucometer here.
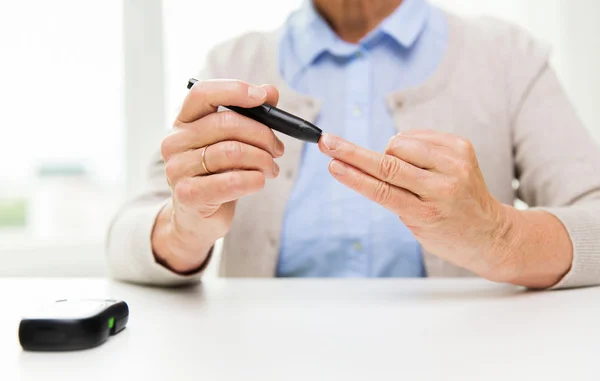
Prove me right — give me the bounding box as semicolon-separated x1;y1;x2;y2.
108;317;115;329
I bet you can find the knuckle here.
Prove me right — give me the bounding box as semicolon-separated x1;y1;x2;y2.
456;137;474;154
164;157;180;182
174;179;196;204
224;173;244;195
264;130;279;154
249;122;276;151
385;134;403;152
190;80;210;101
263;157;276;175
378;155;400;182
258;149;273;165
373;181;393;206
172;118;185;129
254;172;266;189
419;203;443;223
349;170;365;190
345;142;358;157
442;178;460;197
160;134;178;161
455;159;474;177
230;80;246;96
241;172;266;193
389;133;402;144
421;141;433;157
215;110;241;129
221;140;244;162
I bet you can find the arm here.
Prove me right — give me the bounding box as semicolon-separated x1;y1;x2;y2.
107;81;283;286
495;207;573;289
107;57;284;286
510;59;600;289
105;153;204;286
316;126;590;289
317;60;600;288
106;53;218;286
317;30;600;289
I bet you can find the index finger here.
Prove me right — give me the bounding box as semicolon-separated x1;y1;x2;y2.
318;133;431;195
178;79;277;124
396;130;465;150
396;130;477;161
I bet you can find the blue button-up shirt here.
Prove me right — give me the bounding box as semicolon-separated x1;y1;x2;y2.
276;0;448;277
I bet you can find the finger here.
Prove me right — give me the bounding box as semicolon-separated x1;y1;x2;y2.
397;131;479;173
383;136;442;169
174;170;265;213
203;141;280;177
327;159;420;216
319;133;431;195
165;141;279;185
385;135;457;173
178;79;268;124
398;130;475;158
397;130;464;147
162;111;285;160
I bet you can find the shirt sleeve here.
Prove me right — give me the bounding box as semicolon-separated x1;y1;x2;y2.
509;32;600;289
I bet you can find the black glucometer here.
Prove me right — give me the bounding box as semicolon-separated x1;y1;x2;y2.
18;299;129;351
187;78;323;143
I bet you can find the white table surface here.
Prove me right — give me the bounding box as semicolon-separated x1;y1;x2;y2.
2;278;599;381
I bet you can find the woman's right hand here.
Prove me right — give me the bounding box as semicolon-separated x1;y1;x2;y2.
151;79;284;273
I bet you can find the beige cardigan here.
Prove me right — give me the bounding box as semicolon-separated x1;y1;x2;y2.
106;13;600;289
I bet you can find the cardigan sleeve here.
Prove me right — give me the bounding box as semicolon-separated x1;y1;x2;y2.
105;51;221;286
509;31;600;289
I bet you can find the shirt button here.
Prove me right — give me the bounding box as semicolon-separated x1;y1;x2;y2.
353;241;363;252
352;105;362;117
354;51;363;59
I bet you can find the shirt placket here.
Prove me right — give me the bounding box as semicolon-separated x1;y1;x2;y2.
344;48;372;274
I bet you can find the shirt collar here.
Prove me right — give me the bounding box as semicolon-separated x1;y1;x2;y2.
379;0;430;48
287;0;339;69
287;0;430;68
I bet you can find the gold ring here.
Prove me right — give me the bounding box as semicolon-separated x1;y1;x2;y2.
201;145;213;175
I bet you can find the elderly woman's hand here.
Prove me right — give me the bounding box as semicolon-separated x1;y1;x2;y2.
319;130;519;281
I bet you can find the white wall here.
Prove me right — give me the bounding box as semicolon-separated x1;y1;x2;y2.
123;0;168;197
557;0;600;142
432;0;600;140
0;0;123;278
162;0;303;126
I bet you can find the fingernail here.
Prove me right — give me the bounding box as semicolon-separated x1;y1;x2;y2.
321;133;339;150
273;162;280;177
275;139;285;156
248;86;267;101
329;160;347;176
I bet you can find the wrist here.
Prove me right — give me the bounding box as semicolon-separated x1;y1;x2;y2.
151;205;213;274
482;205;573;287
479;203;521;282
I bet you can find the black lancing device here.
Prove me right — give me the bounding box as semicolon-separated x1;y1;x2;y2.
187;78;322;143
19;299;129;351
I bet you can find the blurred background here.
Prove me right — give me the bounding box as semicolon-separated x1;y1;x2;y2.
1;0;599;277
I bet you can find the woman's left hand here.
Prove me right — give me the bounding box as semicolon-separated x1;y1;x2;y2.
319;130;516;280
